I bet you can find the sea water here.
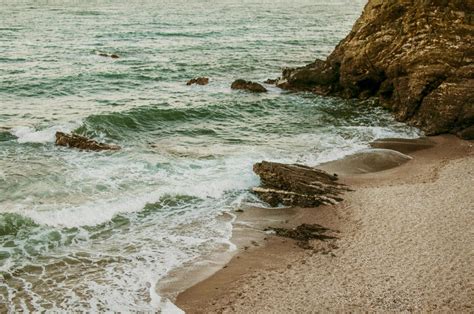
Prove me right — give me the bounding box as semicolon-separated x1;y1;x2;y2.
0;0;420;311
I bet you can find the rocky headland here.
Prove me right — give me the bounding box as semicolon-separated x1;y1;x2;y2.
277;0;474;138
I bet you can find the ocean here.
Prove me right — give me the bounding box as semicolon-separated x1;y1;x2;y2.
0;0;420;311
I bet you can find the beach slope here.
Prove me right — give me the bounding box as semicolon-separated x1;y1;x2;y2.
176;135;473;312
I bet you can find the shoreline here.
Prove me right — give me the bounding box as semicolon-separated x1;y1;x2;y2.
173;135;473;312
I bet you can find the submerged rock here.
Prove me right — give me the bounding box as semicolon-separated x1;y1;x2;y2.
252;161;350;207
231;79;267;93
277;1;474;136
55;132;121;151
186;77;209;86
98;53;119;59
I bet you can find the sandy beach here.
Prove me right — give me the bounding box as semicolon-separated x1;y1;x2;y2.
175;135;474;312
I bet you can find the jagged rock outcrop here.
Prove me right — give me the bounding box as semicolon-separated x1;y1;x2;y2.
252;161;350;207
231;79;267;93
55;132;121;151
277;0;474;138
186;77;209;86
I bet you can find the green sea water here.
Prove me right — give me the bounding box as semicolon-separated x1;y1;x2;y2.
0;0;420;311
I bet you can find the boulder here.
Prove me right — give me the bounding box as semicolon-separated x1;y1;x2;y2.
231;79;267;93
186;77;209;86
55;132;121;151
277;0;474;136
252;161;350;207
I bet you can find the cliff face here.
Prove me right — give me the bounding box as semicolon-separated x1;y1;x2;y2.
278;0;474;138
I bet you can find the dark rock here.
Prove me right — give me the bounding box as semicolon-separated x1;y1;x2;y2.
252;161;350;207
277;0;474;136
264;79;277;84
186;77;209;86
55;132;121;151
98;53;119;59
458;125;474;140
231;79;267;93
266;224;338;249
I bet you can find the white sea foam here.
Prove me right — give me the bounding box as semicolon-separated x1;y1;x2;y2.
2;120;422;311
11;123;80;144
161;299;185;314
23;193;157;228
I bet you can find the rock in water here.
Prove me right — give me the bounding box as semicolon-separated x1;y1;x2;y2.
98;53;120;59
55;132;121;151
186;77;209;86
277;1;474;136
231;79;267;93
264;78;277;84
252;161;350;207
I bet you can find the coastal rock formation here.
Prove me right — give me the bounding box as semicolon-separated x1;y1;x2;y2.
186;77;209;86
277;0;474;137
231;79;267;93
252;161;350;207
55;132;121;151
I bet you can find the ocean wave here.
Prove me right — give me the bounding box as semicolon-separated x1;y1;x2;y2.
10;123;80;144
0;213;37;237
74;103;247;140
0;130;16;142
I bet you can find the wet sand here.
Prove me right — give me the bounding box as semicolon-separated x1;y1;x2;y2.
175;135;473;313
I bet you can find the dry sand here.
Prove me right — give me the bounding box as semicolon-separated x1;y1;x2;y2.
175;135;473;313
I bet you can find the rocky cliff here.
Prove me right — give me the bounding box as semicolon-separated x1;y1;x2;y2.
277;0;474;138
